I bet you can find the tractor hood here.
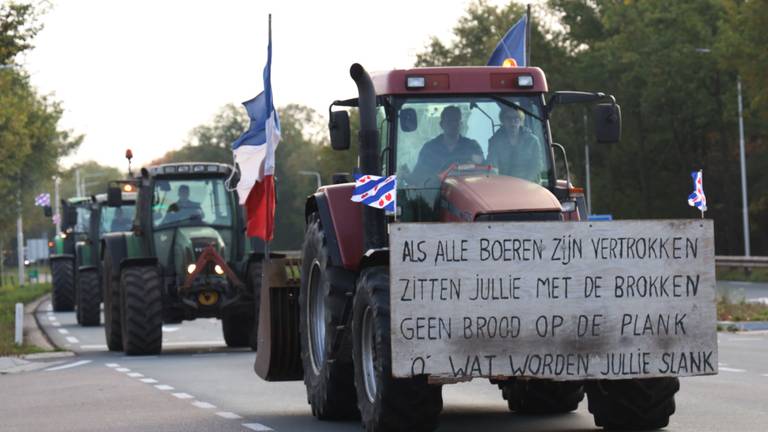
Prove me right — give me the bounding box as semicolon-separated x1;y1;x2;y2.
175;226;226;262
440;176;562;221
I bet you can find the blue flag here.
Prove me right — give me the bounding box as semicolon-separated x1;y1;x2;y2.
487;15;527;67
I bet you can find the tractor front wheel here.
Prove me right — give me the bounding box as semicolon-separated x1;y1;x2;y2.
77;269;101;326
586;377;679;430
51;259;75;312
352;266;443;432
120;266;163;355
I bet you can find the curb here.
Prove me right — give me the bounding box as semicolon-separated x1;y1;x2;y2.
718;320;768;332
29;293;63;352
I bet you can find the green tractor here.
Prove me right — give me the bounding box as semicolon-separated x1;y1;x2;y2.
74;185;136;326
46;197;91;312
101;162;263;355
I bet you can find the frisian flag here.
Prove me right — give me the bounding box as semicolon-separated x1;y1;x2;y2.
487;15;527;67
687;170;707;212
34;193;50;207
231;16;280;241
351;174;396;213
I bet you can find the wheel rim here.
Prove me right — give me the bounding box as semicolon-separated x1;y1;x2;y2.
307;259;326;374
361;305;377;403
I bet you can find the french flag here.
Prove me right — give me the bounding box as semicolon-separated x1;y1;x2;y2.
232;17;280;241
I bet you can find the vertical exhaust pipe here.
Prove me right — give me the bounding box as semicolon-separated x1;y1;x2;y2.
349;63;386;250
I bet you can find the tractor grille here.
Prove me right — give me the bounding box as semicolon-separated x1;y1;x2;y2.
475;211;562;222
191;237;218;257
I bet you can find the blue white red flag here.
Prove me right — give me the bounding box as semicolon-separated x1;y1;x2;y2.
687;170;707;212
351;174;396;213
487;15;527;67
34;193;50;207
231;16;281;241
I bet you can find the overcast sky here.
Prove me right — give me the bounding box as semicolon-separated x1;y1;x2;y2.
23;0;524;169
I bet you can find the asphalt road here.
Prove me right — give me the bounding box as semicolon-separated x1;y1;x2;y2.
1;298;767;432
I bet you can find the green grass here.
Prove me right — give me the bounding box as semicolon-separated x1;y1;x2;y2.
0;282;52;356
716;266;768;283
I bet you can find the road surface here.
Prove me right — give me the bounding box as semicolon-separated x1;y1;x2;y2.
1;299;767;432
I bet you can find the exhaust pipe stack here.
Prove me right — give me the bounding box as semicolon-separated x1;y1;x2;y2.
350;63;386;250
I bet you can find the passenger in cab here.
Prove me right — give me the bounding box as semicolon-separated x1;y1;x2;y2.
486;106;543;181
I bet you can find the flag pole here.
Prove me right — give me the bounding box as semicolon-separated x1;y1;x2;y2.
525;4;531;66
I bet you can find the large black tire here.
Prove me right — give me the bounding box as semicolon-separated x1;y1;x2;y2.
77;269;101;326
499;379;584;414
102;248;122;351
352;266;443;432
222;309;253;348
299;213;359;420
120;266;163;355
51;259;75;311
586;378;679;430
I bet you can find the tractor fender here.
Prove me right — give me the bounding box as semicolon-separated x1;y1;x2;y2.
305;183;363;271
359;247;389;270
50;254;75;262
120;257;158;271
101;234;128;274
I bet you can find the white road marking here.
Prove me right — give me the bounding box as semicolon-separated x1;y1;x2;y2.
242;423;274;431
105;363;120;368
172;393;194;399
140;378;158;384
127;372;144;378
162;326;179;332
720;367;746;373
57;329;69;334
47;316;57;322
761;374;768;377
116;367;131;372
161;340;225;347
65;336;79;344
46;304;52;312
215;411;241;419
191;401;216;409
51;322;61;327
45;360;92;371
719;363;728;366
81;344;108;350
155;384;174;391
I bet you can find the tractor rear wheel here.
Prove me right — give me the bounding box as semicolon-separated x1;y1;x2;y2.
586;377;679;430
51;259;75;311
352;266;443;432
102;248;122;351
77;269;101;326
120;266;163;355
499;379;584;414
299;213;359;420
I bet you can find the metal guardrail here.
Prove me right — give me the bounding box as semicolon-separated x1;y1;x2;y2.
715;256;768;268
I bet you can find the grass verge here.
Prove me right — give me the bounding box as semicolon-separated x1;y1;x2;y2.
0;282;52;356
717;294;768;323
716;266;768;283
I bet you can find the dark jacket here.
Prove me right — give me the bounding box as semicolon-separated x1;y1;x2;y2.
410;134;484;185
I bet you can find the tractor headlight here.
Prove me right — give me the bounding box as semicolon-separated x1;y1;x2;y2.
187;264;196;274
214;264;224;275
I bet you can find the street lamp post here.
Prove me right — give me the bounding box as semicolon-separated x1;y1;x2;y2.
736;76;751;256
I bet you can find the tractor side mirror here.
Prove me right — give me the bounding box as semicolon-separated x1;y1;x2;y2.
329;111;350;151
594;103;622;143
43;206;53;217
399;108;418;132
107;185;122;207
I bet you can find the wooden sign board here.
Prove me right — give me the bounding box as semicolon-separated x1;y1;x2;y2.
389;220;718;381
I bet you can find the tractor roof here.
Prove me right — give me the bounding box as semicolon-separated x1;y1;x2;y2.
93;192;137;204
65;196;91;206
144;162;233;178
370;66;548;96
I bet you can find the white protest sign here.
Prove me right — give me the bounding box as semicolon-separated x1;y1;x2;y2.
389;220;717;381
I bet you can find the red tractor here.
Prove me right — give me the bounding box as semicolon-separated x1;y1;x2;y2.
254;64;686;431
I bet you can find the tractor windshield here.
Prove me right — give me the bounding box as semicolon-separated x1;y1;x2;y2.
393;95;551;221
152;178;232;229
100;204;136;234
74;207;91;234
